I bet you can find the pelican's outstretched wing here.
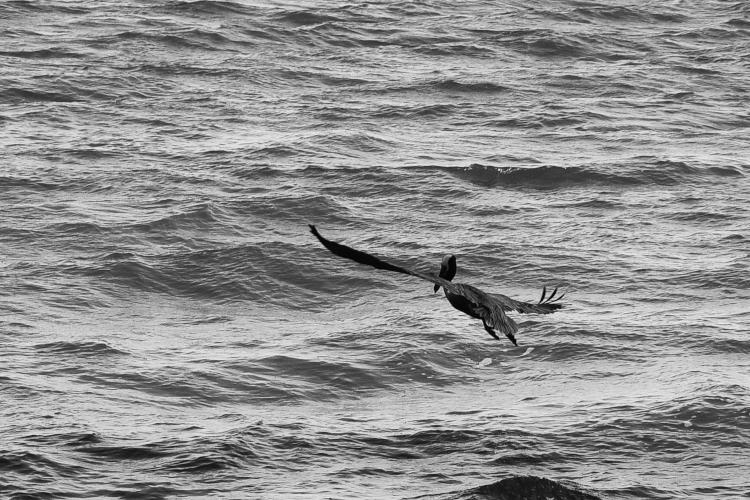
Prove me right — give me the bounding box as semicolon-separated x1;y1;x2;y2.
309;224;452;288
309;225;519;343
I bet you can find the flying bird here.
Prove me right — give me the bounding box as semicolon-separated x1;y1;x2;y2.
309;225;564;345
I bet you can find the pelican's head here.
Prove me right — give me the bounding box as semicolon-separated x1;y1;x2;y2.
434;254;457;292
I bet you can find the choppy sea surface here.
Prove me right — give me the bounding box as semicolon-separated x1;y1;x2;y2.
1;1;749;498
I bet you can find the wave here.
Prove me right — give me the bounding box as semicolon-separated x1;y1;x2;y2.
0;87;77;103
104;27;255;53
0;81;115;104
0;450;85;478
572;5;688;24
47;221;105;234
77;445;169;461
654;391;750;432
582;392;749;444
0;1;87;15
88;254;251;303
434;79;508;93
443;160;745;189
251;354;390;398
372;103;459;119
69;352;389;405
0;48;86;59
521;340;640;363
409;475;602;500
87;238;371;309
275;10;342;26
0;175;60;191
163;0;254;16
463;476;601;500
33;341;127;357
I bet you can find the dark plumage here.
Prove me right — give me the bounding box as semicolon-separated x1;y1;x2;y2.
309;225;564;345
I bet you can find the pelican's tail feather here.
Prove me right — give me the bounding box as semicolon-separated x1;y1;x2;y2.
539;286;565;307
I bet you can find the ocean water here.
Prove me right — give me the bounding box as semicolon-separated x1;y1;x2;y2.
1;0;749;498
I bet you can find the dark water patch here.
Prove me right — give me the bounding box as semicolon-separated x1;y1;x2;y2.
64;432;102;446
254;355;389;394
382;78;509;95
490;450;571;466
572;5;687;24
88;240;367;309
314;131;395;154
164;0;254;16
76;445;169;461
0;82;114;103
444;160;742;190
268;434;315;451
525;341;639;363
0;0;88;15
173;27;254;49
435;79;508;93
240;144;303;160
58;147;124;160
446;164;631;189
1;321;34;329
0;87;77;103
584;395;749;442
726;18;750;28
102;251;137;260
372;103;459;119
374;345;481;387
673;64;722;76
0;175;72;192
0;48;86;59
76;371;235;405
275;10;342;26
550;199;622;209
324;426;506;461
130;61;249;78
275;67;370;86
573;5;647;22
163;453;235;472
519;34;590;59
46;221;105;234
188;315;232;325
385;2;441;17
225;191;355;225
189;368;300;403
88;485;189;500
90;247;252;301
33;341;127;357
399;429;481;454
129;203;221;232
665;210;739;222
415;43;496;57
654;393;750;431
0;450;84;478
113;28;246;52
708;165;744;177
666;267;750;290
159;432;261;472
457;475;602;500
334;466;403;478
721;233;745;241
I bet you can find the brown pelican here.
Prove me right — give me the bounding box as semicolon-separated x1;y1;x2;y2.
309;225;564;345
